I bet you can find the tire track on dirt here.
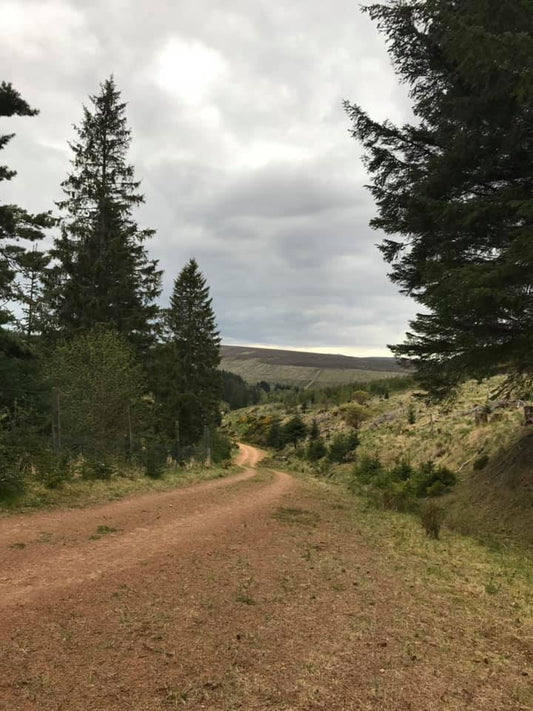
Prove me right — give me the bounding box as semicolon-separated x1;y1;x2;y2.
0;444;294;607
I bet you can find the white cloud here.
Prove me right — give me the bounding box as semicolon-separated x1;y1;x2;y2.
152;37;227;107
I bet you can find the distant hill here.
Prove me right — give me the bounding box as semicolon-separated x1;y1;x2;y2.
220;345;407;387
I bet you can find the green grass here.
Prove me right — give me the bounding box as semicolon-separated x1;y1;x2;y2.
89;524;118;540
242;376;533;549
0;463;238;516
272;507;321;526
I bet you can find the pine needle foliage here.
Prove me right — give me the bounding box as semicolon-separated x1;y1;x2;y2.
345;1;533;398
161;258;222;446
49;77;161;351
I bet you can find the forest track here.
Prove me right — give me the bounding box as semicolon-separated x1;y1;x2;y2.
0;444;530;710
0;443;292;608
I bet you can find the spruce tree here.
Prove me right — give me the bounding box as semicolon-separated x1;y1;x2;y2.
49;77;161;350
161;259;221;446
345;1;533;397
0;83;51;475
0;82;50;332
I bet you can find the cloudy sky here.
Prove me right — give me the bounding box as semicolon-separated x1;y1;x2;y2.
1;0;417;356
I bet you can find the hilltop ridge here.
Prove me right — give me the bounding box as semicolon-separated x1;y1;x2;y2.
220;345;406;387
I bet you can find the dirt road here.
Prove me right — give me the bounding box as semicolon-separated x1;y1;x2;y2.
0;445;530;710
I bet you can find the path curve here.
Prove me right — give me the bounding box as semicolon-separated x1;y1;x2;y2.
0;443;292;608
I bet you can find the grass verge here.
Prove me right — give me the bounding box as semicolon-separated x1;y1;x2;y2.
0;463;237;516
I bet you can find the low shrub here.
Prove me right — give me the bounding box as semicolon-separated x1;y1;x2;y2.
211;430;232;463
35;451;72;489
144;444;167;479
307;438;327;462
351;456;456;509
420;501;446;539
0;444;25;500
414;461;456;497
339;403;370;429
328;431;359;463
81;457;115;481
390;461;415;482
352;455;384;484
0;466;25;501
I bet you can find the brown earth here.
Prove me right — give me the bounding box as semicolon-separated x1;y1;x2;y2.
0;444;531;710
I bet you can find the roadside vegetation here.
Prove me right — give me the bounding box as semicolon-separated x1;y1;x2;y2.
226;375;533;549
0;79;232;510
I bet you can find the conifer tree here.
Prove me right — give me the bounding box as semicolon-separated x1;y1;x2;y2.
0;82;50;332
49;77;161;350
345;1;533;397
160;259;221;446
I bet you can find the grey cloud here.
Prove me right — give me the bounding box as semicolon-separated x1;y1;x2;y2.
1;0;417;356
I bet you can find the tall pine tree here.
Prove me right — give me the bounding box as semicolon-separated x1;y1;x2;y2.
157;259;221;447
0;82;51;333
345;1;533;397
0;83;51;462
49;77;161;350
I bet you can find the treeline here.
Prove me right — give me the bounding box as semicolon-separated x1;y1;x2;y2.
261;375;414;409
0;78;228;500
220;371;272;410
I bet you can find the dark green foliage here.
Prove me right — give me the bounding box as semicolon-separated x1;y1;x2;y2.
352;456;456;504
407;404;416;425
345;1;533;397
327;431;359;463
309;419;320;440
282;415;307;447
352;455;384;485
144;442;166;479
414;461;457;497
0;442;25;500
307;437;327;462
257;380;270;393
266;420;284;450
81;458;115;481
420;501;446;540
221;370;261;410
48;77;161;350
35;451;71;489
44;327;145;458
211;430;232;463
157;259;221;447
390;461;415;482
0;82;51;333
473;453;490;471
